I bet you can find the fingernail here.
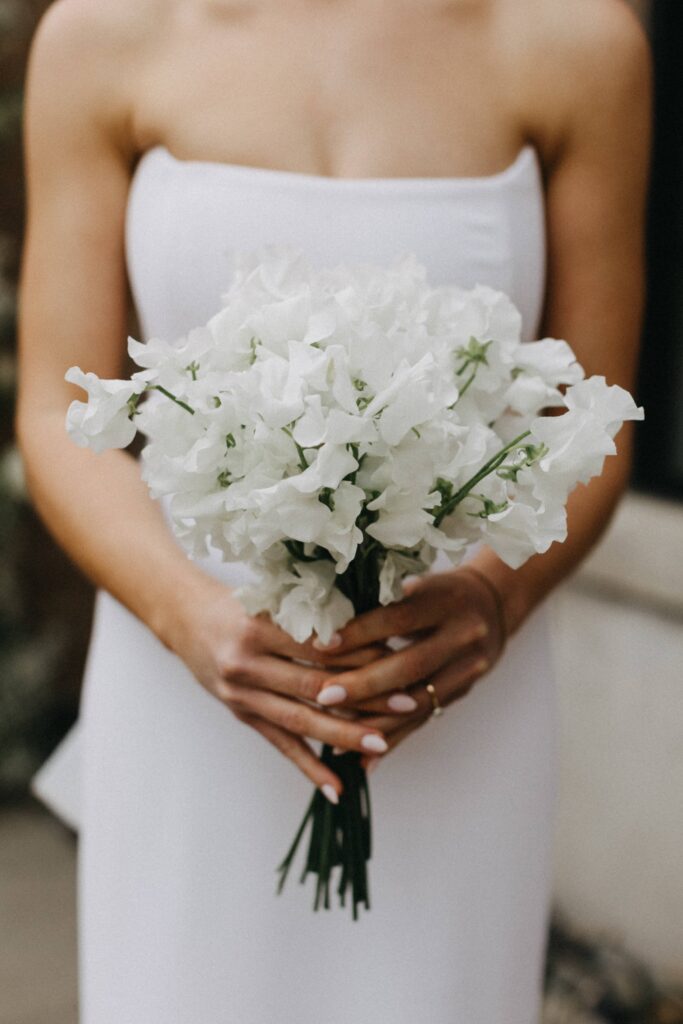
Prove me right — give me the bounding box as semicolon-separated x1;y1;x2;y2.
388;693;418;712
316;684;347;706
332;746;344;756
313;631;342;651
365;757;381;775
361;734;388;754
321;784;339;805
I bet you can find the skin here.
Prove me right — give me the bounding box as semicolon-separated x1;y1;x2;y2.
17;0;652;796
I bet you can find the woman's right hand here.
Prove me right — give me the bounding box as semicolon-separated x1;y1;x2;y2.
162;576;393;801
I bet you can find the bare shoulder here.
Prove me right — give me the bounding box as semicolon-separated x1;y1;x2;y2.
498;0;653;162
29;0;165;54
26;0;172;155
543;0;651;93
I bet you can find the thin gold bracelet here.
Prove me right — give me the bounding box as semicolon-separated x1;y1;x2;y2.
460;565;508;653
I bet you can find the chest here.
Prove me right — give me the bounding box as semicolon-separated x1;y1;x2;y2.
133;3;522;177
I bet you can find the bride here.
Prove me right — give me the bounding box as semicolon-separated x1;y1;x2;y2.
17;1;650;1021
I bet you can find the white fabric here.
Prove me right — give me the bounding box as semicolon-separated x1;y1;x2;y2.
31;717;81;831
69;144;557;1022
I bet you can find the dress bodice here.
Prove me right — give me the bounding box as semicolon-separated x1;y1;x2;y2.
125;144;546;343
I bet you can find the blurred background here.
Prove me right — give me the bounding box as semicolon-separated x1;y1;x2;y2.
1;1;681;1022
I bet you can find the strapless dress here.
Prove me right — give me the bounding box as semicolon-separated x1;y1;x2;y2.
44;144;558;1023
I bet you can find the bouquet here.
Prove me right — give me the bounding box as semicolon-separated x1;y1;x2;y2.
65;248;642;918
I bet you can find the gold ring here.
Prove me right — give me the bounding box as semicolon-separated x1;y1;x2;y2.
425;682;443;719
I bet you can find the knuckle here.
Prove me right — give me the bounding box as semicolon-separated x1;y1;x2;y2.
224;690;248;714
216;677;239;703
298;671;327;703
239;614;263;649
392;602;415;634
295;677;317;703
218;651;253;686
279;703;306;735
466;615;490;643
217;650;242;680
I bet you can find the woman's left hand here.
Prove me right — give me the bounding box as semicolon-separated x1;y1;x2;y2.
313;567;508;766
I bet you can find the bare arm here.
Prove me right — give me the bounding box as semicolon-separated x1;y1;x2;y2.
16;3;204;639
16;1;389;796
472;0;653;631
309;3;653;735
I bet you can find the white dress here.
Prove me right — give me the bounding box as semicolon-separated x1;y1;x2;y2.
70;144;557;1023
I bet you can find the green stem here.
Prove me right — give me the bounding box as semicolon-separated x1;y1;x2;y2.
455;367;478;401
150;385;195;415
282;426;309;471
433;429;531;526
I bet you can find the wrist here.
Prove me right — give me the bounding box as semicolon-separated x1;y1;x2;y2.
145;562;224;653
462;551;540;637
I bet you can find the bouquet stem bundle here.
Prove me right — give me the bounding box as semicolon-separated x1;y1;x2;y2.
277;541;380;918
277;746;372;920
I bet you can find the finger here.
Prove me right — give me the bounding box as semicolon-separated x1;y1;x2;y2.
426;649;491;707
313;596;438;654
352;711;422;736
233;710;342;802
246;613;390;668
305;643;392;669
348;620;488;713
245;612;339;662
316;628;460;707
362;648;489;720
226;684;389;756
239;654;331;703
359;716;426;771
356;649;492;770
243;652;408;705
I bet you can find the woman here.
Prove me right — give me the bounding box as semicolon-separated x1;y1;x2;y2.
17;0;651;1021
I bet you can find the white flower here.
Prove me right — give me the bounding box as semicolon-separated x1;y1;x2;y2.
366;485;440;548
65;367;146;452
479;498;567;569
65;249;643;643
513;338;584;388
238;560;355;644
564;377;644;437
378;546;438;605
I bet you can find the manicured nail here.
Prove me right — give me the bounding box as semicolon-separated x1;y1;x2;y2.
321;784;339;805
361;734;388;754
365;757;381;775
316;684;347;706
313;631;342;651
388;693;418;712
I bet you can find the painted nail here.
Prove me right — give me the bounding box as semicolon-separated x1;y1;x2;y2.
316;684;348;706
388;693;418;713
361;734;388;754
365;757;381;775
321;784;339;805
312;631;342;651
